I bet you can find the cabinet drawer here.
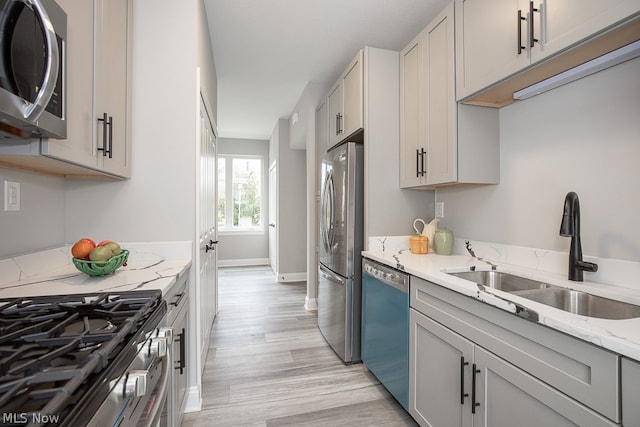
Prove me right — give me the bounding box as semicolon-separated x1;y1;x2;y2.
410;276;620;422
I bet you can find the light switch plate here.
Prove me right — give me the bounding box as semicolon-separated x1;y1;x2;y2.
4;180;20;211
436;202;444;218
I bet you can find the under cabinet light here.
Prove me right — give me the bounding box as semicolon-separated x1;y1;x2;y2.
513;40;640;100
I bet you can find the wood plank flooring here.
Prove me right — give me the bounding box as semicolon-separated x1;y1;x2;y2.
182;266;417;426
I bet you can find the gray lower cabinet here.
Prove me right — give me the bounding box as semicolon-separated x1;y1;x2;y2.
622;357;640;426
409;276;620;427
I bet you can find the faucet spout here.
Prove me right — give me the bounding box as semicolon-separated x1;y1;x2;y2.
559;192;598;281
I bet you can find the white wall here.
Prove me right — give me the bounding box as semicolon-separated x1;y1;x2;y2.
437;57;640;263
217;137;270;265
0;167;65;258
271;119;307;280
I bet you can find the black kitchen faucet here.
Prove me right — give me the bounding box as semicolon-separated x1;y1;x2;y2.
559;191;598;281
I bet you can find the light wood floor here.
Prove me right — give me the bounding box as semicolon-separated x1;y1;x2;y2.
182;266;417;427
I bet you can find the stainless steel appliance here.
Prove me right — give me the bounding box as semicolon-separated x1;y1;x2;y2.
0;290;170;426
0;0;66;140
361;258;409;410
318;140;364;363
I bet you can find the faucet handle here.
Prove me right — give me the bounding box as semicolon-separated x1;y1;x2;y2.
576;260;598;273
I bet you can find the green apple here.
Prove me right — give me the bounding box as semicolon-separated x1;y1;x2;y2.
89;245;113;266
103;241;122;256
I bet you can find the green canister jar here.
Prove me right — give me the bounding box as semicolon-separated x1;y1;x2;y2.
434;228;454;255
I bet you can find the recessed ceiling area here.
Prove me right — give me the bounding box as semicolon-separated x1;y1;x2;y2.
204;0;451;140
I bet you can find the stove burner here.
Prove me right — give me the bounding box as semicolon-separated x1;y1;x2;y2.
0;290;165;426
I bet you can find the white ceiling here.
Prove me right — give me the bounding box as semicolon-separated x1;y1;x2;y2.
204;0;450;140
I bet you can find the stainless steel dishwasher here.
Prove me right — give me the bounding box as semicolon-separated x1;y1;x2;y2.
361;258;409;410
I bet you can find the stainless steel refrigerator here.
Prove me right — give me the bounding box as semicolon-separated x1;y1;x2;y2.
318;141;364;363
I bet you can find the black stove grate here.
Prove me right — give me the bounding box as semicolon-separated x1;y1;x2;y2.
0;290;165;426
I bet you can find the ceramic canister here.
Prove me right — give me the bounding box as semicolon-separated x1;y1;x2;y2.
434;228;454;255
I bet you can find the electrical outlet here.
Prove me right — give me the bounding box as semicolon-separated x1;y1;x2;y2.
436;202;444;218
4;180;20;211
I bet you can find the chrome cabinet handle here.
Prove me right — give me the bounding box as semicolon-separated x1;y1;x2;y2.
22;0;59;121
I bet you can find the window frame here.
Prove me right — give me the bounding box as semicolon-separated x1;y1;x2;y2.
217;154;265;235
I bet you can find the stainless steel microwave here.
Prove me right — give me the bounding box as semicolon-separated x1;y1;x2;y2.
0;0;66;140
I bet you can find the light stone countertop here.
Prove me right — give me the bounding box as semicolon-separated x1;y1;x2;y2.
0;241;192;299
364;237;640;362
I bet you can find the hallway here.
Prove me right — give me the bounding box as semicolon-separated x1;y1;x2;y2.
182;266;416;426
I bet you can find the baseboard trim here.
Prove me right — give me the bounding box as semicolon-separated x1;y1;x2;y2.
304;296;318;311
184;386;202;413
218;258;269;268
276;272;307;283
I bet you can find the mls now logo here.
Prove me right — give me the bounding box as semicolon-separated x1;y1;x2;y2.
2;413;61;424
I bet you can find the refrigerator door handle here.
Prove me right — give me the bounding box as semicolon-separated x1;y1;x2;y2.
320;169;335;252
327;171;336;249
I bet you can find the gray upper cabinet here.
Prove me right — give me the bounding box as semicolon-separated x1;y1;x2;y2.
326;50;363;149
0;0;133;179
45;0;133;178
455;0;640;106
399;3;499;189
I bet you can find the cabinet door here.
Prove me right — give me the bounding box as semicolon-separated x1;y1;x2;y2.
95;0;131;177
531;0;640;63
455;0;530;100
473;347;617;427
399;32;425;188
622;357;640;426
327;81;342;149
42;0;97;168
172;300;189;427
410;309;473;427
316;100;328;154
424;4;456;186
342;50;363;139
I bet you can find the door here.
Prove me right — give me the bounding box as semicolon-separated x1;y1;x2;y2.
327;81;343;149
268;161;277;274
341;50;363;139
198;93;217;374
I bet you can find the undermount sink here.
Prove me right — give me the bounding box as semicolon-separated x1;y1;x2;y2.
515;289;640;320
448;270;640;319
448;270;558;292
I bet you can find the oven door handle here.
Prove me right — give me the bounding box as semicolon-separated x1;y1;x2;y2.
146;343;171;426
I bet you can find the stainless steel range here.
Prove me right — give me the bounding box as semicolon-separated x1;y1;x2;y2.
0;290;170;427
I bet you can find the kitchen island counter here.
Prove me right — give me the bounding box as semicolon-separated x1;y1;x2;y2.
363;239;640;362
0;241;192;299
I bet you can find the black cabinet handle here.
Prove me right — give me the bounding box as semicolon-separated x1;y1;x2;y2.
175;327;186;375
336;113;343;135
415;149;420;178
460;357;470;404
517;10;526;54
472;363;481;414
529;1;539;48
97;113;113;158
107;115;113;159
420;148;426;177
170;291;185;307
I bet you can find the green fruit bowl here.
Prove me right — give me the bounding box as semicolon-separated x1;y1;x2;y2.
73;249;129;277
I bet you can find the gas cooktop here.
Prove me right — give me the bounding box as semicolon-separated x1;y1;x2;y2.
0;290;165;426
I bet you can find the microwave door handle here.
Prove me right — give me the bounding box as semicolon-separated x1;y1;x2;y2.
22;0;59;121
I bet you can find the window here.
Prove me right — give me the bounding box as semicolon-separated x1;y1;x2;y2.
217;155;263;233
